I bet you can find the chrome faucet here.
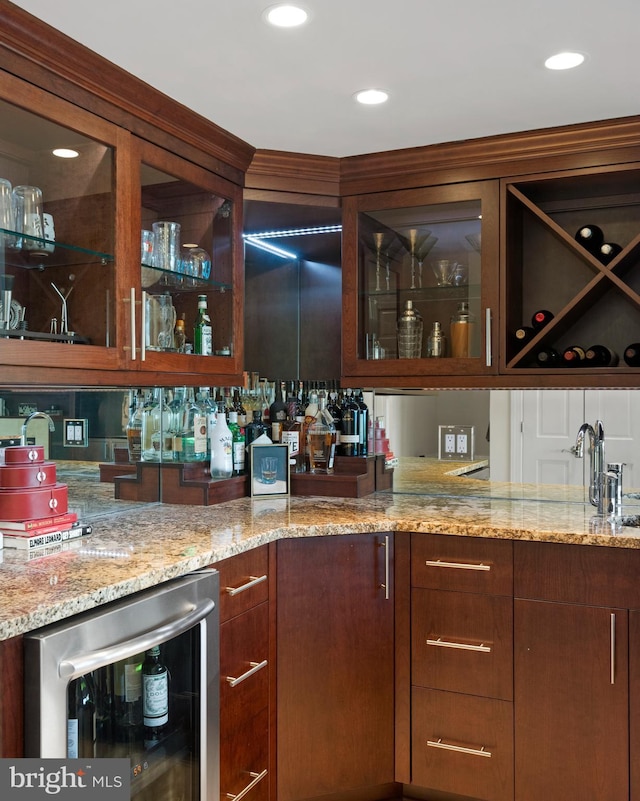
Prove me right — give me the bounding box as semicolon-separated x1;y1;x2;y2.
21;410;55;446
574;420;605;508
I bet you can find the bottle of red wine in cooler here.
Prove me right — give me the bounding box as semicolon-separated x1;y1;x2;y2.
598;242;623;264
584;345;619;366
623;343;640;366
68;674;96;758
562;345;587;366
535;347;561;366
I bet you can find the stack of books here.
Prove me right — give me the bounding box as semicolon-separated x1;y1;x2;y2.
0;512;92;550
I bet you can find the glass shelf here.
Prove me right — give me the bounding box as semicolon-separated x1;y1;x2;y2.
1;227;112;269
141;261;231;293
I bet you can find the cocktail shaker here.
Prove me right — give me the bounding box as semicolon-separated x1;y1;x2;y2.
397;300;423;359
427;321;446;358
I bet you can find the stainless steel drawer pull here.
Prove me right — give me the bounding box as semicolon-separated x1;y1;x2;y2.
226;660;268;687
226;769;268;801
226;574;268;596
427;738;492;758
427;637;492;653
425;559;490;572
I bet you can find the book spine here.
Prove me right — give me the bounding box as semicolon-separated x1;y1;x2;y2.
0;512;78;531
3;524;92;550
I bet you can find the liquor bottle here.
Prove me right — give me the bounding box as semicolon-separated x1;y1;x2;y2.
303;386;319;468
598;242;623;265
575;224;604;254
142;645;169;747
68;674;96;758
561;345;587;366
535;347;561;366
584;345;619;367
210;410;233;478
174;314;186;352
269;380;288;443
93;665;115;756
281;382;305;473
306;391;337;474
339;388;360;457
174;387;208;462
233;388;247;427
327;382;343;450
245;409;267;449
141;388;173;461
623;343;640;366
354;389;369;456
126;391;144;462
193;294;212;355
197;387;216;459
228;410;246;475
531;309;554;330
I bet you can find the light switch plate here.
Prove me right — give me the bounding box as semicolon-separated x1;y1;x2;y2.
438;425;475;461
64;418;89;447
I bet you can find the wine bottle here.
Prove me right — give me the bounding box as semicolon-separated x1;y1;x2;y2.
142;645;169;746
598;242;623;265
561;345;587;366
514;326;535;346
228;410;246;475
531;309;554;329
355;389;369;456
535;347;560;366
623;343;640;366
114;654;143;737
339;389;360;457
193;294;212;355
584;345;619;367
575;224;604;254
68;674;96;758
269;380;288;443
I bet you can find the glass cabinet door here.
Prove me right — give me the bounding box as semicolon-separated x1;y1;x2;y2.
0;87;121;375
132;139;243;379
342;181;499;385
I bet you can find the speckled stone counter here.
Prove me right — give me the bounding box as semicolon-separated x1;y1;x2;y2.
1;457;639;642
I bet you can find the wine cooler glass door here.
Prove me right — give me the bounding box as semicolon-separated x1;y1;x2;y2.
24;570;219;801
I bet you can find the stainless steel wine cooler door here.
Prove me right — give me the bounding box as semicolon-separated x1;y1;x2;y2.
24;570;219;801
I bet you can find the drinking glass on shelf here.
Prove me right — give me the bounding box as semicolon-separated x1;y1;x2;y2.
12;185;44;251
152;221;181;272
0;179;15;247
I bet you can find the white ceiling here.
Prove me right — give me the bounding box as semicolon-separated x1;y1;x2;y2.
11;0;640;159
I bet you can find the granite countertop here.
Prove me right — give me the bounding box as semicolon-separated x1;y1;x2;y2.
1;457;639;642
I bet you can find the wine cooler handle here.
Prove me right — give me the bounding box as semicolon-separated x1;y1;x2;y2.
59;597;215;679
485;307;492;367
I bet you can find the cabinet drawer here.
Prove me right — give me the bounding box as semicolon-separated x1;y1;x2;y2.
220;704;269;801
412;687;513;801
220;601;269;721
412;588;513;700
216;545;269;622
412;534;513;595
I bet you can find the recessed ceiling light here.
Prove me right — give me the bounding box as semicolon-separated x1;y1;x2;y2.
264;4;308;27
544;51;586;70
52;148;79;158
355;89;389;106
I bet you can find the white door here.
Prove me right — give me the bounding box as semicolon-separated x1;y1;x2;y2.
512;390;585;486
512;389;640;491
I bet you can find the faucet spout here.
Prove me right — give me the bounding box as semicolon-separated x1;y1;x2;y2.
21;411;55;447
574;420;605;508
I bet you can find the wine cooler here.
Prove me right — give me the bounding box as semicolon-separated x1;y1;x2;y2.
24;570;219;801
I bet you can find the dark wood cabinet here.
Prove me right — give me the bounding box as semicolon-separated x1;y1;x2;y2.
216;546;270;801
514;599;628;801
276;533;395;801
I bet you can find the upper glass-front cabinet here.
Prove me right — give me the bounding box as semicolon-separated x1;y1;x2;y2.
0;85;121;374
342;181;499;385
131;139;243;378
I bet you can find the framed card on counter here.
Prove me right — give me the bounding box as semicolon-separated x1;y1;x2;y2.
250;443;290;498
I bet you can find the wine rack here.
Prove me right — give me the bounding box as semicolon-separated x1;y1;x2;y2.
502;164;640;377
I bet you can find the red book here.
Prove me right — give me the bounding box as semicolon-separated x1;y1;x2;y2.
0;511;77;531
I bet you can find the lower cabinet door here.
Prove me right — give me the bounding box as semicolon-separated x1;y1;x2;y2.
220;705;269;801
412;687;513;801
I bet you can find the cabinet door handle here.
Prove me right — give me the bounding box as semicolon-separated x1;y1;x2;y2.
379;534;390;600
226;660;268;687
485;307;492;367
610;612;616;685
427;637;492;653
129;287;137;360
225;574;268;596
140;289;147;361
427;738;492;758
226;769;268;801
425;559;490;572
